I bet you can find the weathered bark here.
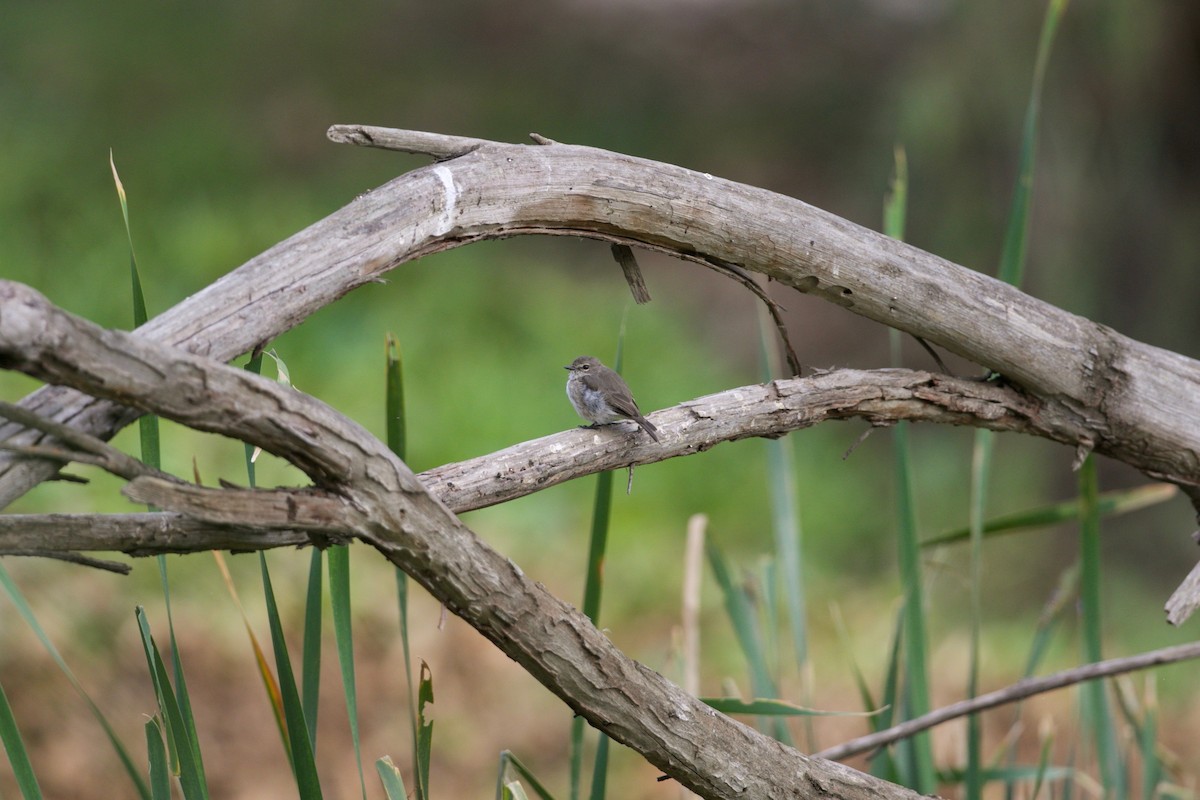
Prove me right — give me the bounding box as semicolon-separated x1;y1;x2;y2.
1;359;1114;559
2;128;1197;508
3;128;1200;796
0;279;926;799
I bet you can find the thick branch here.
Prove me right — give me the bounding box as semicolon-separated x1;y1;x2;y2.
1;128;1197;514
0;512;311;556
425;368;1087;513
1;279;1100;556
0;282;924;799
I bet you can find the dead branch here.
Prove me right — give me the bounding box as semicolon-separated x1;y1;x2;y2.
0;280;926;799
1;278;1109;559
2;128;1197;515
816;640;1200;762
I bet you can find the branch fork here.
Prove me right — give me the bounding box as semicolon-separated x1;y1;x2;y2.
4;126;1200;797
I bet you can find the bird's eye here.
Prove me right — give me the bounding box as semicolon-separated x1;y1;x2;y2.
581;364;589;370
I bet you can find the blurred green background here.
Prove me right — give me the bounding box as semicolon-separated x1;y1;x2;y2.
2;0;1199;797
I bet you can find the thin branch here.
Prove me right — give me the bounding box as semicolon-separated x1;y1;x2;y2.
1;549;132;574
0;399;169;482
0;512;310;556
610;243;652;304
815;641;1200;762
708;260;804;376
325;124;489;159
0;364;1089;556
422;367;1088;514
122;477;355;536
911;335;950;375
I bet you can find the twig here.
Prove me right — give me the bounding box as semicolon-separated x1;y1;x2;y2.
815;640;1200;762
0;512;311;556
706;259;803;376
0;400;171;483
911;335;950;375
611;244;652;304
3;549;131;574
1165;558;1200;625
325;125;489;159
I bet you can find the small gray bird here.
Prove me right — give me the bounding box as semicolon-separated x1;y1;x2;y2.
564;356;660;442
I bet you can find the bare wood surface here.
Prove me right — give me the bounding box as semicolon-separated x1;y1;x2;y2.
0;276;1104;560
0;360;1089;555
1;124;1197;790
0;280;926;799
0;512;311;556
2;128;1198;514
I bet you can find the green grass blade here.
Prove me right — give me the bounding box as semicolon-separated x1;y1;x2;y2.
136;607;208;800
965;429;995;800
385;334;407;462
889;420;935;792
329;545;368;799
706;540;774;699
830;603;878;714
757;305;807;671
572;465;614;800
568;714;586;800
0;678;43;799
302;550;324;748
871;610;905;782
145;719;171;800
705;540;792;744
996;0;1068;287
987;3;1066;788
496;751;558;800
830;600;901;783
1137;682;1162;800
938;764;1076;785
503;783;532;800
581;469;614;626
0;565;150;799
114;154;193;794
1078;456;1125;795
587;733;609;800
884;143;935;793
415;660;434;799
701;697;879;718
376;756;409;800
259;555;324;799
393;569;424;800
156;558;205;786
212;550;291;752
385;336;426;800
1002;563;1076;800
1031;727;1056;800
110;152;147;327
1028;563;1077;677
884;144;908;239
110;152;161;480
925;483;1176;546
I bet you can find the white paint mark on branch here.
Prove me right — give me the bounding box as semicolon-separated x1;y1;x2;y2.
432;165;459;234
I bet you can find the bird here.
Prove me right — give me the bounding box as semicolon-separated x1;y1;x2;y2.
564;356;660;442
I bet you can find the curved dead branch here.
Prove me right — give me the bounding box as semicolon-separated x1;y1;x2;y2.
1;128;1197;511
2;124;1199;795
0;281;923;799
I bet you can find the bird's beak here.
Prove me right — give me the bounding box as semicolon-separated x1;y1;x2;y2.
563;365;572;371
